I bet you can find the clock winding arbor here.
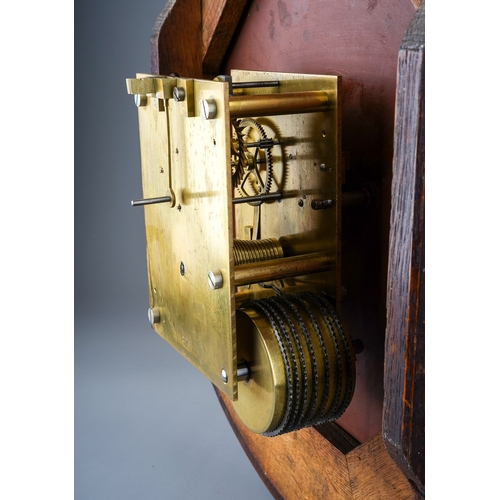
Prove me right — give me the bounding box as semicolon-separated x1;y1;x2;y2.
128;0;424;498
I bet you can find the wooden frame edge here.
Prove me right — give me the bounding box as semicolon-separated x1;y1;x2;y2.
215;387;417;499
382;2;425;495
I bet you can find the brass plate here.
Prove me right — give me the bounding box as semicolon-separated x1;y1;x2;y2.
231;70;342;308
130;71;341;402
135;76;237;399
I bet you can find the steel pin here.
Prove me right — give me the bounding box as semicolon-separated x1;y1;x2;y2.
131;196;172;207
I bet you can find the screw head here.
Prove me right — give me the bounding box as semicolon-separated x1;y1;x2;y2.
220;369;228;384
134;94;147;107
320;163;327;172
148;307;160;324
208;269;223;290
173;87;185;102
201;99;217;120
180;262;185;276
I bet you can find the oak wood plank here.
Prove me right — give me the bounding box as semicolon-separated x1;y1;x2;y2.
150;0;203;77
347;433;419;500
383;2;425;495
216;388;417;499
315;421;360;455
216;389;353;500
201;0;248;76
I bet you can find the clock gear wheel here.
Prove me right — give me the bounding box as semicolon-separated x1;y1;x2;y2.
231;118;275;199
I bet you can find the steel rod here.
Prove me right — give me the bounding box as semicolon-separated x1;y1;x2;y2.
234;252;334;287
236;361;251;382
131;196;172;207
232;192;282;205
311;199;334;210
232;80;279;89
245;139;280;148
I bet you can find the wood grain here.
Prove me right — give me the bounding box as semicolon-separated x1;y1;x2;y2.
150;0;248;78
383;2;425;496
216;388;353;500
150;0;203;77
315;421;360;455
201;0;248;76
216;388;417;499
347;434;418;499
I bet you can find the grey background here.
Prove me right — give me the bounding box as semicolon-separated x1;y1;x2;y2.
74;0;273;498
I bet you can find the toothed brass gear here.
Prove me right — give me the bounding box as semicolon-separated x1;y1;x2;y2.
231;119;249;190
231;118;274;200
232;292;356;436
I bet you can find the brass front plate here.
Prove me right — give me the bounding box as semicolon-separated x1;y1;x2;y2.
131;71;341;402
135;76;237;399
231;70;342;307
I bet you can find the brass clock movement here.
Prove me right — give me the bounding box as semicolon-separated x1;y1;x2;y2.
126;70;362;436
